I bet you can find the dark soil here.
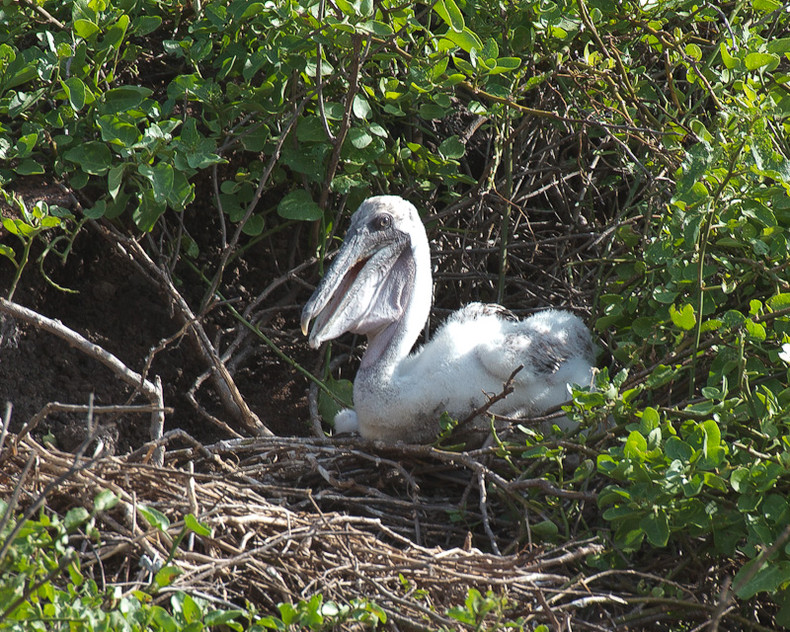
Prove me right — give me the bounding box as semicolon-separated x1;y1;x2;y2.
0;178;313;455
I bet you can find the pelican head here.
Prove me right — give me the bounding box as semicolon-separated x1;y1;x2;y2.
301;196;431;366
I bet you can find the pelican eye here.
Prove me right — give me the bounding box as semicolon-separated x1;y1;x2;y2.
372;214;392;231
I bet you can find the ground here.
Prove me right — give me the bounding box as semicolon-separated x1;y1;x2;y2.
0;178;313;454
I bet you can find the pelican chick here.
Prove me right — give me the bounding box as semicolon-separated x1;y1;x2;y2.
301;195;594;443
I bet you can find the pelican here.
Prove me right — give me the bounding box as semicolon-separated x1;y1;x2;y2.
301;195;595;444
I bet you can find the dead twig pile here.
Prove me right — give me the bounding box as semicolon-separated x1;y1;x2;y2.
2;432;736;630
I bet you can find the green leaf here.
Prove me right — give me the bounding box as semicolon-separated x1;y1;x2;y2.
352;94;371;119
767;293;790;310
4;218;34;237
652;287;678;304
154;565;181;587
745;319;766;341
745;52;779;71
242;214;265;235
64;142;112;175
62;77;90;111
138;504;170;530
639;406;660;432
490;56;522;74
720;43;738;69
419;103;446;119
138;163;174;204
133;189;166;231
358;20;393;36
624;431;647;461
675;141;716;198
685;43;702;61
443;28;483;54
277;189;322;221
65;507;90;530
108;164;124;199
665;436;694;462
767;37;790;55
84;199;107;219
184;513;212;536
742;200;776;227
359;0;373;18
103;86;153;113
319;376;354;425
334;0;356;16
0;244;17;264
104;13;130;50
531;519;559;539
752;0;781;11
98;115;140;146
73;18;99;39
433;0;465;33
296;117;328;142
167;171;194;211
640;510;670;547
15;159;44;175
750;125;790;182
438;135;465;160
669;303;696;330
133;15;162;36
701;420;722;458
16;132;38;158
735;560;790;599
347;127;372;149
94;490;119;512
205;610;245;626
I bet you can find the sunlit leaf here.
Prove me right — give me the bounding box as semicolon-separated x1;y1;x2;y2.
138;504;170;530
73;18;99;39
745;52;779;70
669;303;696;331
433;0;465;33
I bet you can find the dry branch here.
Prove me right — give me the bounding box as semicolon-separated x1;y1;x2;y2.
1;435;609;629
97;229;269;437
1;433;770;631
0;298;165;456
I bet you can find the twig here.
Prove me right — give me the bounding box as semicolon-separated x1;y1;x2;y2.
203;96;309;311
18;0;65;29
150;376;165;466
14;402;172;448
0;298;158;400
0;403;10;453
318;33;365;211
0;298;166;448
457;365;523;428
120;238;270;436
477;469;500;555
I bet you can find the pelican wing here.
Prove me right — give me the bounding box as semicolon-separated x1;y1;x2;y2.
471;309;595;398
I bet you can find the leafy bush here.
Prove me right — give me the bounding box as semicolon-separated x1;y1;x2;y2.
0;0;524;240
582;1;790;623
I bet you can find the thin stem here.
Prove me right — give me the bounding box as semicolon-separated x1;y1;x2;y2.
7;236;33;301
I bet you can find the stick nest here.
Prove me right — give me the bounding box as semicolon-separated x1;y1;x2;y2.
3;432;669;630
